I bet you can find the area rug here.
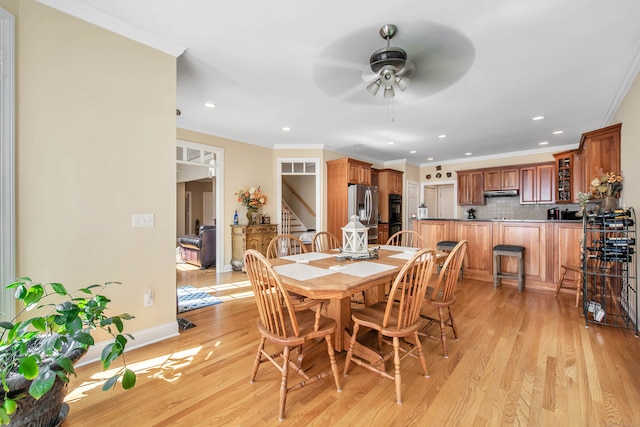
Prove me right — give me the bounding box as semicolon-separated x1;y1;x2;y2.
177;285;223;313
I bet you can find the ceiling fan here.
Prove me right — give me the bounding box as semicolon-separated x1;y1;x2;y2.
365;24;414;99
312;21;476;104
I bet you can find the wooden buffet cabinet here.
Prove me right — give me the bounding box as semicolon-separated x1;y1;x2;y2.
230;224;277;271
414;219;582;292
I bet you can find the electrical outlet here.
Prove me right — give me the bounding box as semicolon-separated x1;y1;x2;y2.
132;213;154;228
144;289;154;307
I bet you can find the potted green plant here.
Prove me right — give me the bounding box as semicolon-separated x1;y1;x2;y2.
0;278;137;426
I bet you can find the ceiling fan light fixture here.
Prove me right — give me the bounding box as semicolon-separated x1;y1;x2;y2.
367;79;382;96
383;85;395;98
395;76;409;91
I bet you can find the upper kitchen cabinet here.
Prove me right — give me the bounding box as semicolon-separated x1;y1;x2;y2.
520;163;555;204
457;170;485;206
378;169;403;195
345;158;372;185
553;150;582;204
484;168;519;191
577;123;621;193
551;123;621;201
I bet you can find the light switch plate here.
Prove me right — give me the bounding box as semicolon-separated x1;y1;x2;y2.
132;213;154;228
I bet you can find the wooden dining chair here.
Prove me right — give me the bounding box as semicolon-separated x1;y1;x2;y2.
343;248;437;405
312;231;341;252
266;234;308;259
243;249;342;421
419;240;468;358
386;230;424;248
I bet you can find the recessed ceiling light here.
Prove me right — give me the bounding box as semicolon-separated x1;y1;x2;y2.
410;150;416;154
539;141;549;145
532;115;545;121
388;141;395;145
203;102;216;108
427;157;434;161
465;152;472;156
438;134;447;138
552;130;564;135
282;127;291;132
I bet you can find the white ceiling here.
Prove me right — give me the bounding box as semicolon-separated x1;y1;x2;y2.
41;0;640;166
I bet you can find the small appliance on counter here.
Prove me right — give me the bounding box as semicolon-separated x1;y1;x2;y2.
560;209;580;220
466;208;476;219
547;207;560;220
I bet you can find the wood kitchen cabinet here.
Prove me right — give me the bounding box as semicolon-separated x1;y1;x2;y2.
484;168;519;191
378;168;404;222
494;221;550;284
326;157;373;239
230;224;277;271
577;123;621;193
457;170;485;206
454;221;493;279
551;123;620;200
378;169;403;195
553;150;580;203
520;163;555;204
413;220;452;251
377;222;389;244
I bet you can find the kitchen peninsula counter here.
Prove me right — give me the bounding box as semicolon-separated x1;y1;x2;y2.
414;218;582;292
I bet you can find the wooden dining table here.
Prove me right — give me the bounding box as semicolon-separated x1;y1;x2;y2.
268;245;447;356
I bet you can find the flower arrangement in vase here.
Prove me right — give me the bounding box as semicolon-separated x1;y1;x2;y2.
589;170;623;212
235;186;267;225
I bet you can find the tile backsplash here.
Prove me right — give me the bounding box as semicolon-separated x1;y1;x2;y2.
460;197;581;220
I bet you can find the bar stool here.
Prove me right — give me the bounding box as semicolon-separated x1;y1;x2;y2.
493;244;525;292
436;240;463;279
556;264;582;307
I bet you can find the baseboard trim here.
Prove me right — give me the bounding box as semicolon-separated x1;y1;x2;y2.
76;321;179;367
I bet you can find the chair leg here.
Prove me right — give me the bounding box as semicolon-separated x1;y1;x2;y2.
343;323;360;376
250;336;266;383
393;337;402;405
278;346;291;421
324;333;342;392
556;267;567;296
438;307;448;358
413;331;429;379
449;307;458;339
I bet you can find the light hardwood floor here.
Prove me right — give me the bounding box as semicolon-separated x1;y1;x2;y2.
63;265;640;426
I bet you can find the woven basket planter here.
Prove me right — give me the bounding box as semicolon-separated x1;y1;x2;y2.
5;346;85;427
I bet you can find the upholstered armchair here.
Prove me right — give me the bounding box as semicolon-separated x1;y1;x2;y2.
179;225;216;269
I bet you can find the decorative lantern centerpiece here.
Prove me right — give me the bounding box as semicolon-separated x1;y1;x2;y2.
417;203;428;219
342;215;369;257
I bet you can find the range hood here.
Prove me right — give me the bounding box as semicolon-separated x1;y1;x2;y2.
484;189;519;197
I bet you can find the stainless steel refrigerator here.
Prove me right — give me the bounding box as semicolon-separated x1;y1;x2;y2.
347;184;378;244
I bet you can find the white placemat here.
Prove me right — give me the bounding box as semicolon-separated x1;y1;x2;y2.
274;263;337;280
280;252;336;262
389;251;434;261
332;261;397;278
377;245;419;252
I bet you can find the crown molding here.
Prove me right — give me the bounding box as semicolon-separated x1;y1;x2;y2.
36;0;187;57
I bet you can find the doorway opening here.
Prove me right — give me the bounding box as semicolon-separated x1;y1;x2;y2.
277;159;321;239
422;182;456;219
176;140;224;271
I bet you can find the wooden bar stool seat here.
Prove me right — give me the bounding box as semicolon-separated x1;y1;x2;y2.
493;245;525;293
556;264;582;307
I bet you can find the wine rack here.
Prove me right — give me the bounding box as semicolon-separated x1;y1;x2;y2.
582;207;637;334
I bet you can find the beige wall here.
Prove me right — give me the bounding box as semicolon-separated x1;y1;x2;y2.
11;1;177;339
613;72;640;210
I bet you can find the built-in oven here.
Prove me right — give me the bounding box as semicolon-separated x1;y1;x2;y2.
389;194;402;236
